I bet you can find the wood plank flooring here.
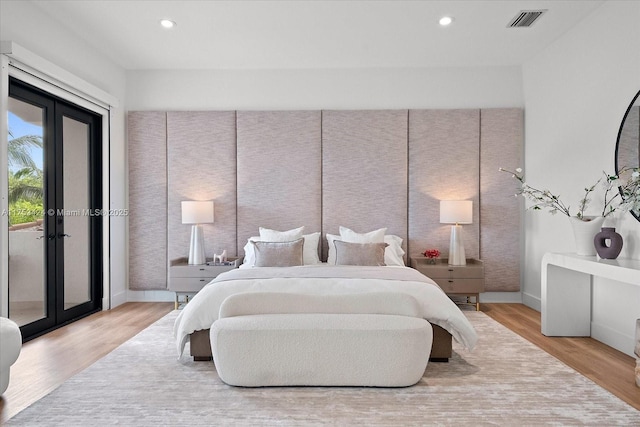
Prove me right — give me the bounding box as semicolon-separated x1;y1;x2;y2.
0;302;174;424
1;302;638;424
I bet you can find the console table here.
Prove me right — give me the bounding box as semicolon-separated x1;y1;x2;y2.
541;252;640;337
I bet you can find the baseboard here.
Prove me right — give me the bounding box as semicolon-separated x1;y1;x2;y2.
522;292;541;312
479;292;523;303
126;289;174;303
591;321;636;358
110;290;128;308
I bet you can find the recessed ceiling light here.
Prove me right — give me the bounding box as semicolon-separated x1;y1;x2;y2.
160;19;176;29
439;16;453;26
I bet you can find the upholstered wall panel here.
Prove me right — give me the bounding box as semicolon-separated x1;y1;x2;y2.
236;111;322;252
408;110;480;261
322;110;408;258
167;111;237;262
128;112;167;290
480;108;523;292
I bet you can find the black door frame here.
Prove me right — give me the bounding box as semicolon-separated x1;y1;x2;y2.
8;77;103;341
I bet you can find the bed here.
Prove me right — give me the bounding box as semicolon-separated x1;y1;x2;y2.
174;226;477;371
174;270;477;363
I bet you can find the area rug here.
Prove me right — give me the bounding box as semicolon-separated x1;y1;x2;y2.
6;311;640;426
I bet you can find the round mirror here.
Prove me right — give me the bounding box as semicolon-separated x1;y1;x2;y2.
615;89;640;221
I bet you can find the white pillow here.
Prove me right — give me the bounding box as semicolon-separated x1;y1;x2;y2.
259;226;305;242
384;234;405;266
240;236;261;269
241;230;320;268
339;226;386;243
329;227;404;266
302;231;321;265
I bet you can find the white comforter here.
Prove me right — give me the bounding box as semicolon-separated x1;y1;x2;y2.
173;265;478;356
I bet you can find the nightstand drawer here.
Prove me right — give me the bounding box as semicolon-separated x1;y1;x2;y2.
169;277;214;292
415;265;451;279
434;278;485;293
170;265;231;278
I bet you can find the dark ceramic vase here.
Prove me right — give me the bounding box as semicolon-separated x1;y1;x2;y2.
593;227;623;259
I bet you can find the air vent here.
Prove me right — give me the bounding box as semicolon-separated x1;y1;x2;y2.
508;10;547;28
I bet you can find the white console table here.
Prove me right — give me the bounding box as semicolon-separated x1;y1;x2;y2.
541;252;640;336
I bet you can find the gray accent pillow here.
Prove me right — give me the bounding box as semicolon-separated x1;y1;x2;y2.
333;240;388;266
251;238;304;267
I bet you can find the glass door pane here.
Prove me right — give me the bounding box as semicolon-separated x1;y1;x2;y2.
7;98;46;326
62;116;91;309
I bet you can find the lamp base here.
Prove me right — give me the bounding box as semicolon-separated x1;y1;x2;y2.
188;224;206;265
448;224;466;266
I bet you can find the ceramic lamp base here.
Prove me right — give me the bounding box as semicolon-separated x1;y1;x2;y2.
448;224;466;266
188;224;206;265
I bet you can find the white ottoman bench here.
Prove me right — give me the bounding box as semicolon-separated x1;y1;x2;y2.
1;317;22;395
211;292;433;387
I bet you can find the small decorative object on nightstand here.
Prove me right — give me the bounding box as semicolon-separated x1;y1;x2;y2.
169;257;239;309
410;256;485;311
423;249;440;265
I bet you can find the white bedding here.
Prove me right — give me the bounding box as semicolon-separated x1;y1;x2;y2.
173;265;478;356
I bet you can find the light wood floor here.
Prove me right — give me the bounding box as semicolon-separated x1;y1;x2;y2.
1;302;638;423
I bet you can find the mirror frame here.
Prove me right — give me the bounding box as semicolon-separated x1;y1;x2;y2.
614;89;640;222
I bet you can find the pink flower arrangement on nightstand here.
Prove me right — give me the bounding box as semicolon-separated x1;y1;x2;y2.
423;249;440;264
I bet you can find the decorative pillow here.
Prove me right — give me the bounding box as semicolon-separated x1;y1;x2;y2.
241;231;320;268
333;240;388;266
330;227;404;266
259;226;305;242
251;238;304;267
326;233;340;265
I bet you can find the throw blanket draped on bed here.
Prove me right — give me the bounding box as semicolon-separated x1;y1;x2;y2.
173;265;478;355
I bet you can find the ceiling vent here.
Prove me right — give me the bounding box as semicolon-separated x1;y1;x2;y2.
508;10;547;28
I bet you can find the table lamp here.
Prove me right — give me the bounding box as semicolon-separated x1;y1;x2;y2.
440;200;473;266
181;200;214;265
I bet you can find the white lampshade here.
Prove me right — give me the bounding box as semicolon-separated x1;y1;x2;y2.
181;201;214;224
440;200;473;225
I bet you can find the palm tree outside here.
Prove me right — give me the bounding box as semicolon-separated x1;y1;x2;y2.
7;130;44;226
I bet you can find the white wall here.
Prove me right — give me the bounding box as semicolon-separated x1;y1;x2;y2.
522;0;640;356
0;0;129;308
126;66;523;111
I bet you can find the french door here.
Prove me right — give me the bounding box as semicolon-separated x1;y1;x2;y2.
7;77;102;340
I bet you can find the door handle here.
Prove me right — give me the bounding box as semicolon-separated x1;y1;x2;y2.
58;233;72;238
37;234;56;240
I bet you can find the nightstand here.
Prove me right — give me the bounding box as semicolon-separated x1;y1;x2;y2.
410;257;485;311
169;257;240;309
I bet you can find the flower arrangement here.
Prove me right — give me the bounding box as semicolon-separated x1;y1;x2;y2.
499;167;640;220
423;249;440;264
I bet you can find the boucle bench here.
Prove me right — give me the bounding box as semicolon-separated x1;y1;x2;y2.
210;292;433;387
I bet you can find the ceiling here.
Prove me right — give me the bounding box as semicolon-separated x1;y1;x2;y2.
30;0;604;70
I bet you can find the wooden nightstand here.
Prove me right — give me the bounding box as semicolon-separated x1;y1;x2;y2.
410;257;485;311
169;257;240;309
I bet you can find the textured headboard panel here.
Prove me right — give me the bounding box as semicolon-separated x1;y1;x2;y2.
321;110;409;258
128;108;522;292
236;111;322;249
408;109;481;259
480;109;523;292
166;111;237;261
128;112;167;289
